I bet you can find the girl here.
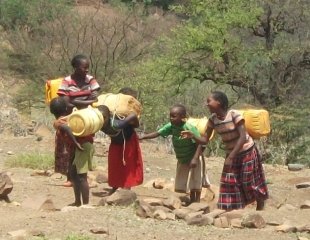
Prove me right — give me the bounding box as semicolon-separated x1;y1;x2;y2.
57;54;101;206
57;54;100;110
98;88;143;195
181;91;268;210
50;97;83;187
140;104;203;203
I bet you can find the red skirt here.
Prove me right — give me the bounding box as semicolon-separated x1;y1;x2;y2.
108;132;143;188
217;146;268;210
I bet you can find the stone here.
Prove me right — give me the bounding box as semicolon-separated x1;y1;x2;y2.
140;198;163;206
220;209;246;220
153;178;167;189
279;203;298;211
90;227;109;234
186;202;210;213
173;208;193;219
276;224;297;233
230;218;243;228
95;172;108;183
296;224;310;233
241;213;266;229
186;214;213;226
213;216;229;228
136;201;154;218
300;200;310;209
162;195;182;210
205;209;226;219
106;189;137;206
0;172;13;199
296;182;310;189
22;195;56;211
288;163;304;171
153;209;167;220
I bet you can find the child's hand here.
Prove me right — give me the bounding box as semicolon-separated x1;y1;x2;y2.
76;143;84;151
180;130;194;139
189;158;198;168
224;156;233;166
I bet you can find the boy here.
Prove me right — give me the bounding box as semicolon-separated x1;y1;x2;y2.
140;104;202;203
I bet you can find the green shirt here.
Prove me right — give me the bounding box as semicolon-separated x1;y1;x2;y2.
158;122;200;164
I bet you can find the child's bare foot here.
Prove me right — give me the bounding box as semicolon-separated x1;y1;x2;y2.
68;202;81;207
63;181;73;187
256;199;265;211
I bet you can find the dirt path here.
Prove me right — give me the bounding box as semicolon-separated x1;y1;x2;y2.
0;135;309;240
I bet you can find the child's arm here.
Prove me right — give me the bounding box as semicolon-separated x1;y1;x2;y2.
181;126;214;144
59;124;84;151
189;144;202;168
139;131;160;140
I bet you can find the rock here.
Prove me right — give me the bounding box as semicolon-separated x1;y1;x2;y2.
296;224;310;233
6;151;14;155
298;237;309;240
213;216;229;228
136;202;154;218
153;178;167;189
90;227;109;234
98;197;107;206
184;211;204;221
300;200;310;209
95;172;108;184
162;195;182;210
31;170;50;177
241;213;266;229
50;173;63;180
288;163;304;171
296;182;310;189
106;189;137;206
230;218;243;228
140;198;163;206
220;209;246;220
153;209;167;220
205;209;226;219
279;203;298;211
186;202;210;213
0;172;13;200
276;224;297;233
22;195;56;211
186;214;213;226
173;208;193;219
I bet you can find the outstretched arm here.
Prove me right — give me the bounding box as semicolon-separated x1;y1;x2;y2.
181;126;213;144
139;131;160;140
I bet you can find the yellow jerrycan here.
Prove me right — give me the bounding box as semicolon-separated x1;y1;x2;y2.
45;78;63;104
93;93;142;118
187;117;214;140
236;109;271;139
68;106;104;137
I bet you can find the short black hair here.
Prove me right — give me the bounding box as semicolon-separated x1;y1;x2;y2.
71;54;88;68
50;97;68;118
211;91;229;111
119;87;138;98
170;103;187;117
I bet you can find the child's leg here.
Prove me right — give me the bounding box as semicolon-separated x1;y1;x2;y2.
78;173;89;205
71;165;81;206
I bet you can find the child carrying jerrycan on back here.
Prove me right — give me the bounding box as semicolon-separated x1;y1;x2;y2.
181;91;269;211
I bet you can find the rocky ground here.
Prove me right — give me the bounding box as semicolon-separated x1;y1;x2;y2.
0;131;309;240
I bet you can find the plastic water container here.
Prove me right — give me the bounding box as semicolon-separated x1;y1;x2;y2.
187;117;214;140
68;107;104;136
93;93;142;118
237;109;270;139
45;78;63;104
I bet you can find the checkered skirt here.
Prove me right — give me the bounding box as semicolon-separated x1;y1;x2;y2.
217;145;268;210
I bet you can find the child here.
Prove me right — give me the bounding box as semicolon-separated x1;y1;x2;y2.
50;97;83;187
57;54;101;206
181;91;268;210
139;104;203;203
98;88;143;195
57;54;101;110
